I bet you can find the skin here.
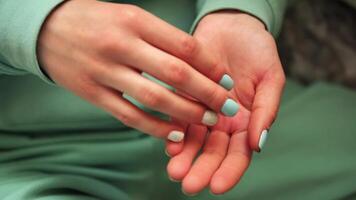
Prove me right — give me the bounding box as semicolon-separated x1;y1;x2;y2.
166;11;286;194
38;0;233;140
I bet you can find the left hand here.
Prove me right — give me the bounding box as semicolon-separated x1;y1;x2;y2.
167;91;252;195
165;11;286;194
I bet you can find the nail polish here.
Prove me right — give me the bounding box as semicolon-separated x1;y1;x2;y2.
165;149;171;157
221;98;239;117
202;110;218;126
258;129;268;151
167;131;184;142
219;74;234;90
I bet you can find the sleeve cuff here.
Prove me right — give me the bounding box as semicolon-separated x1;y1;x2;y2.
0;0;65;84
190;0;277;37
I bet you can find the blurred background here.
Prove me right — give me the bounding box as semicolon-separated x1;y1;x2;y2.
278;0;356;89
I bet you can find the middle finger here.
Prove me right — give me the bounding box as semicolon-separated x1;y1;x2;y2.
181;130;230;195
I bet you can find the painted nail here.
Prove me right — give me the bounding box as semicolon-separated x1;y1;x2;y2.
167;131;184;142
219;74;234;90
202;110;218;126
165;149;171;157
221;98;239;117
182;188;197;197
258;129;268;151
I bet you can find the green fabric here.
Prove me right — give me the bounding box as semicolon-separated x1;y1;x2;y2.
0;0;65;84
192;0;290;37
0;80;356;200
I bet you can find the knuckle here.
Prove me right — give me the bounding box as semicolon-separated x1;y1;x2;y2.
95;33;117;52
118;4;141;25
76;76;100;101
204;86;226;109
209;62;225;81
96;32;130;55
140;87;162;108
165;60;189;85
180;36;198;59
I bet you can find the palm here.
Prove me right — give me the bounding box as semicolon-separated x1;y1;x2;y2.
194;12;285;150
195;13;280;111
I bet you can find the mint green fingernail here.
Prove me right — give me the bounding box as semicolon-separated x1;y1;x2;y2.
258;130;268;151
221;99;239;116
219;74;234;90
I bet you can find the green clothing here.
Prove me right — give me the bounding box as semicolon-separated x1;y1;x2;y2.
0;80;356;200
0;0;356;200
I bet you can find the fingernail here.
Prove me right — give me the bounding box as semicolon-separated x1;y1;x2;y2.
221;98;239;117
182;188;197;197
258;129;268;151
219;74;234;90
165;149;171;157
202;110;218;126
169;176;179;182
167;131;184;142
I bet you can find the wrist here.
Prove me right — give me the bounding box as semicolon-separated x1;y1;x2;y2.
198;10;266;32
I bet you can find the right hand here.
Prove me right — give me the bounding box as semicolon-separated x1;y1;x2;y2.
38;0;238;142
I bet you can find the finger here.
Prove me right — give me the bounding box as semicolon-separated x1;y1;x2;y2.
248;66;286;152
210;131;252;195
137;13;233;90
165;118;188;157
88;83;185;142
182;130;230;195
121;40;239;117
166;125;207;181
165;140;184;157
95;65;219;126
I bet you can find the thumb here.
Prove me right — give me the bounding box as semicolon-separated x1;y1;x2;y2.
248;67;285;152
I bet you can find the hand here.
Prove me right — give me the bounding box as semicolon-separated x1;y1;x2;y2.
165;11;285;194
192;11;286;151
167;91;252;195
38;0;239;142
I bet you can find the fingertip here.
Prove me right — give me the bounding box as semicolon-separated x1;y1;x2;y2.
167;156;190;181
210;177;228;195
182;175;203;195
166;140;184;156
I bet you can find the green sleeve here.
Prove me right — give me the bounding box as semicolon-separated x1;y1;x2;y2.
192;0;291;37
0;0;64;84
